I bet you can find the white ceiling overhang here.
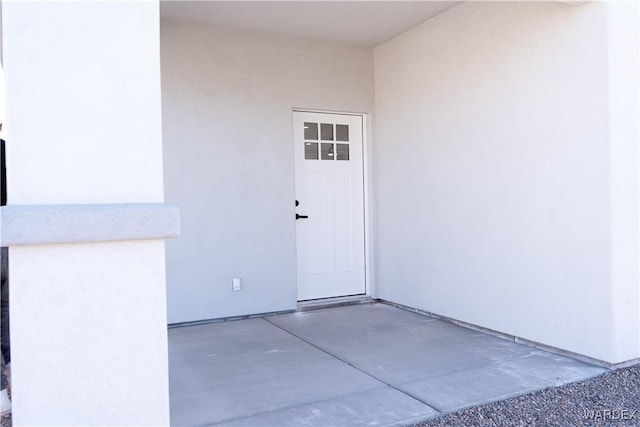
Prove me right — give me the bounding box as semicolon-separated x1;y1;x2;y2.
160;1;464;47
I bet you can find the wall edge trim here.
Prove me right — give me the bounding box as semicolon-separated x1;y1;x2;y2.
0;203;180;246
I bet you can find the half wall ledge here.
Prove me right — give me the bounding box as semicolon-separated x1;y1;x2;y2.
0;203;180;246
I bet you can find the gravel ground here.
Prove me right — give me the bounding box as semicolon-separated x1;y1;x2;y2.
0;365;637;426
412;364;640;427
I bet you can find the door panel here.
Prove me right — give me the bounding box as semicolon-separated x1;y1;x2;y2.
333;172;353;273
294;111;365;301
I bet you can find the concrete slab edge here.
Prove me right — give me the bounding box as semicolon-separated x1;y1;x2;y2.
413;382;570;423
168;297;639;370
167;309;297;329
0;203;180;246
297;295;374;311
168;296;374;328
375;299;636;370
203;386;400;427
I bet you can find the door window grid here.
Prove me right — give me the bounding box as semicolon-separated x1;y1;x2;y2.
321;143;334;160
336;143;349;160
336;124;349;141
321;123;334;141
304;122;318;140
303;122;350;161
304;142;319;160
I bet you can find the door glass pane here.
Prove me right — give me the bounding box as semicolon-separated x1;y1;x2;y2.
320;123;334;141
305;142;318;160
336;124;349;141
336;143;349;160
321;143;334;160
304;123;318;140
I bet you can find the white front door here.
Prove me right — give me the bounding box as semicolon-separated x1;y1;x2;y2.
293;111;366;301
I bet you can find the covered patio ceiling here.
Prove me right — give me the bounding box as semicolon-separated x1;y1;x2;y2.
159;1;463;47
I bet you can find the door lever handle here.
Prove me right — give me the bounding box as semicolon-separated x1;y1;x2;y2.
296;213;309;220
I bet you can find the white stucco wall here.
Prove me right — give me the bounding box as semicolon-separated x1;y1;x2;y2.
606;0;640;363
10;242;169;425
374;1;639;363
161;21;374;323
2;2;170;424
4;4;164;205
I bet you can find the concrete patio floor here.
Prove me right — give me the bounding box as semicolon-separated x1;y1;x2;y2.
168;303;606;426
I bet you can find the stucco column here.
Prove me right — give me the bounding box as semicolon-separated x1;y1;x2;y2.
607;0;640;364
0;2;175;425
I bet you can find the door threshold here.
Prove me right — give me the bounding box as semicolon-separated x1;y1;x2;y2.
297;295;373;312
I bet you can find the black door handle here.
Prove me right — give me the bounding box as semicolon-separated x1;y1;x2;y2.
296;213;309;220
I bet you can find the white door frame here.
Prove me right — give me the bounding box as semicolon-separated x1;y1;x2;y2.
292;108;372;299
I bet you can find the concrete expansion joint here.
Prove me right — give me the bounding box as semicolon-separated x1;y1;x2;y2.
261;316;441;413
170;303;608;425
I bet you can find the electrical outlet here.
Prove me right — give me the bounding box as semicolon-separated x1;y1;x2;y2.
232;278;242;292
